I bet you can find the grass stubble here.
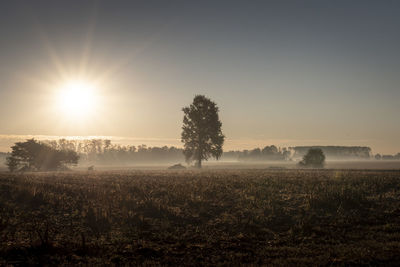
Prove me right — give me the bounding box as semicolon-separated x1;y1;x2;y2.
0;169;399;265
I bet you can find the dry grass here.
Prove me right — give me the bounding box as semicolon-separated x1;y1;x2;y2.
1;169;400;265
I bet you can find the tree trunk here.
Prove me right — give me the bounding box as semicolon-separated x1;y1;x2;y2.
197;141;203;168
197;158;202;168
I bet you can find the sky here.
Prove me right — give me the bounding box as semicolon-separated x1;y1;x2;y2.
0;0;399;153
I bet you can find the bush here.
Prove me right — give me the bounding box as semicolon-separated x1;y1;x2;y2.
299;148;325;168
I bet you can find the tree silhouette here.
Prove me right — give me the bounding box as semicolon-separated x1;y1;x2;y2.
6;139;79;171
299;148;325;168
181;95;225;168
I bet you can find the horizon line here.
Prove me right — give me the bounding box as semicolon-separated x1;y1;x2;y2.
0;134;393;154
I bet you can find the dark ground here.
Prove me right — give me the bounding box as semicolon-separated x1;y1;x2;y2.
1;169;400;265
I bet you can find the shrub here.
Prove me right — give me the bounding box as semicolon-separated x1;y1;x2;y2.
299;148;325;168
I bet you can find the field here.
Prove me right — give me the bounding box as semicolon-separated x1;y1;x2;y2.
1;169;400;265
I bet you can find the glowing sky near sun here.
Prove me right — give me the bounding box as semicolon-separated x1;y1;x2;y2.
0;1;399;153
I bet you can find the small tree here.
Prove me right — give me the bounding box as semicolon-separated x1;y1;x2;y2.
6;139;79;172
181;95;225;168
6;156;19;172
299;148;325;168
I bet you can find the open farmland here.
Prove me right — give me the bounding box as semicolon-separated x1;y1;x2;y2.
1;169;400;265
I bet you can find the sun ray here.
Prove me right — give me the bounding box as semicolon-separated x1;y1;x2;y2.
79;4;98;77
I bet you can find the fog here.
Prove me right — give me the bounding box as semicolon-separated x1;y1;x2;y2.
2;139;400;171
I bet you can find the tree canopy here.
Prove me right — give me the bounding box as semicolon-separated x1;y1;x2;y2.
299;148;325;168
6;139;79;172
181;95;225;168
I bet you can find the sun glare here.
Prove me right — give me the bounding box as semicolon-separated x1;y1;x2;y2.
56;80;97;119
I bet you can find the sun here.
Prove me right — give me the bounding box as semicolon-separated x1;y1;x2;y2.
55;80;98;119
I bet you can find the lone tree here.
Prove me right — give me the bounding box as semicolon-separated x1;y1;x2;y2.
299;148;325;168
181;95;225;168
6;139;79;172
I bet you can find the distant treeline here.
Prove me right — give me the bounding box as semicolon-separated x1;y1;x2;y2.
43;139;184;164
1;140;399;167
41;140;390;163
375;153;400;160
42;140;293;163
224;146;291;161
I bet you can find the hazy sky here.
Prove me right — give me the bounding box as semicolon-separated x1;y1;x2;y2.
0;1;399;153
